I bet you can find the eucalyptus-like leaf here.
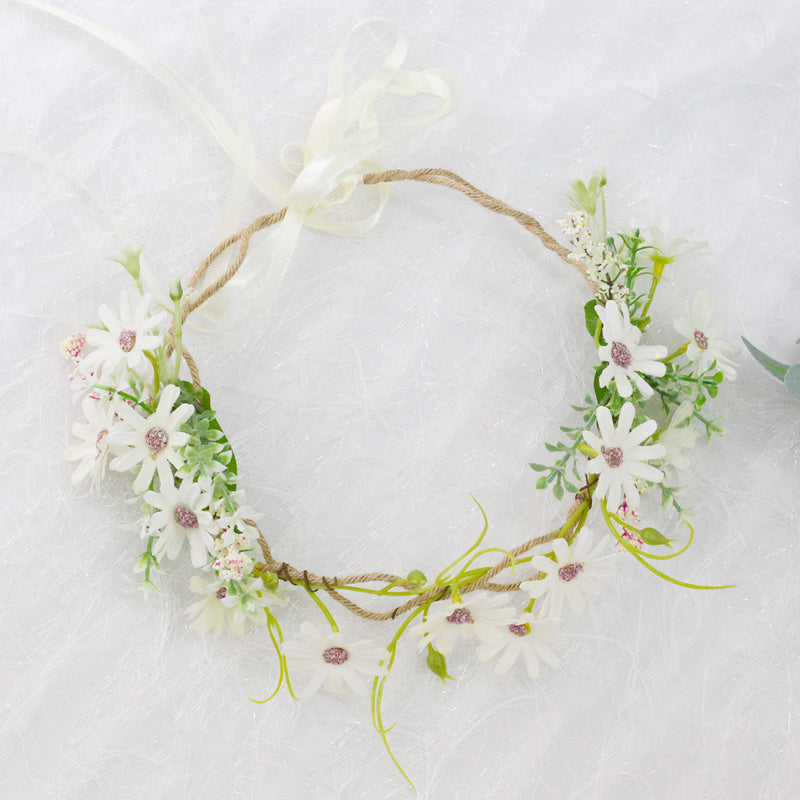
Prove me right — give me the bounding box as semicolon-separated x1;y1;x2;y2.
784;364;800;397
741;336;789;381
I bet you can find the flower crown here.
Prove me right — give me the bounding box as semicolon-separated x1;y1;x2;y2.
62;162;736;786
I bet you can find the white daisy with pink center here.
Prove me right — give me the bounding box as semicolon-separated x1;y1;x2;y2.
596;300;667;398
81;292;166;380
583;402;666;510
144;477;215;567
107;383;193;493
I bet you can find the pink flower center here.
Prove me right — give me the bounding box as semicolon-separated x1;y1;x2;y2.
216;587;227;599
694;330;708;350
508;623;530;637
558;562;584;582
118;329;137;353
610;341;632;369
322;646;350;665
601;445;624;468
174;505;199;529
145;427;169;454
446;607;474;625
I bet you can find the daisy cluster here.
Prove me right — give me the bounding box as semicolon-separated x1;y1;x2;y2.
61;175;736;789
62;262;279;637
533;173;737;532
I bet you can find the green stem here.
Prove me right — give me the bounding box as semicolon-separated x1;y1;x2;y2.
143;350;161;395
370;606;426;791
601;501;733;589
172;299;183;381
433;496;489;585
663;342;689;363
305;586;339;632
94;385;152;413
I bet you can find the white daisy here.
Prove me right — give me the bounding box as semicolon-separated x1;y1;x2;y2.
519;531;618;616
674;290;738;379
408;591;516;656
657;401;699;473
185;575;270;636
81;292;166;380
583;403;666;510
107;383;193;493
144;478;215;567
644;226;708;266
596;301;667;398
64;397;118;486
281;622;389;697
476;613;561;678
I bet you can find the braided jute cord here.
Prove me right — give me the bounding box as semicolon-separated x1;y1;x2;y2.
177;168;595;620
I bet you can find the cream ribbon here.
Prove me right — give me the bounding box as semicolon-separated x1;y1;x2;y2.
7;2;456;322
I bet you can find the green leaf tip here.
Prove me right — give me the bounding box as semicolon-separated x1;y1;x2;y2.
741;336;789;380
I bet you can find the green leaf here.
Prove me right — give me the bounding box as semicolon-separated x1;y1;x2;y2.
177;380;238;488
536;476;548;490
543;442;559;452
563;480;578;494
584;299;600;339
529;463;548;472
426;647;454;684
553;481;564;501
784;364;800;397
741;336;790;381
406;570;427;588
640;527;672;547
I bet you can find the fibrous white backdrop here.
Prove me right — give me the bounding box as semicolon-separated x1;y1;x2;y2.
1;1;799;798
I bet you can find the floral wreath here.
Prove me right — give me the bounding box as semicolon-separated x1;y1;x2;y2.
62;163;737;786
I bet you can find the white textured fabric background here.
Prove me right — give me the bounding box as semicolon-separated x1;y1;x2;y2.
2;1;799;798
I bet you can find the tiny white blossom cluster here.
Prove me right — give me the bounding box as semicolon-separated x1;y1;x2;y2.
561;210;628;302
62;291;279;636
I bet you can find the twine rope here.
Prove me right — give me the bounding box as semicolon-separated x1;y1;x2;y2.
176;168;593;620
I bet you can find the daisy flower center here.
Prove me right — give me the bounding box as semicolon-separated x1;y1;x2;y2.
446;607;474;625
323;646;350;665
216;587;227;600
174;505;199;529
601;445;624;468
145;426;169;454
694;329;709;350
610;341;632;369
118;329;137;353
558;562;584;582
508;622;530;637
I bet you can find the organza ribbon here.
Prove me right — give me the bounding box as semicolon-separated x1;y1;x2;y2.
7;2;456;322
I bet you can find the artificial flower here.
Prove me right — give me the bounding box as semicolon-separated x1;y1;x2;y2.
644;226;708;266
80;292;166;380
186;574;272;636
64;397;118;486
657;401;699;472
408;591;516;655
583;403;666;510
144;477;215;567
674;290;738;379
596;301;667;398
475;613;561;678
281;622;388;697
519;531;618;616
107;383;193;493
